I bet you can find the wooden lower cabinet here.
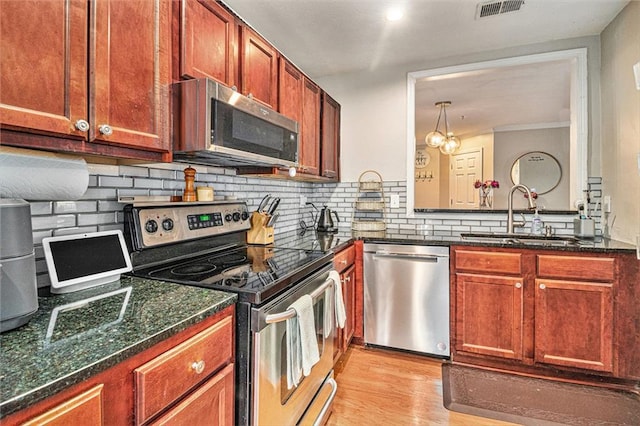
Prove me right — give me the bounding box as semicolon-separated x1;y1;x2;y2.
455;273;524;360
21;385;104;426
4;306;234;426
333;243;356;363
149;364;234;426
451;246;622;380
534;278;613;372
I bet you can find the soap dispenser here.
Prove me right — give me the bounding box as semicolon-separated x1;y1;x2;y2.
531;208;543;235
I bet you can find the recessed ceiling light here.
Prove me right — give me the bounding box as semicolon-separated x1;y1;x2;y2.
386;8;404;22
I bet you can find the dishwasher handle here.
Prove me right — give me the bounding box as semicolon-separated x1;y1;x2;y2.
372;252;448;262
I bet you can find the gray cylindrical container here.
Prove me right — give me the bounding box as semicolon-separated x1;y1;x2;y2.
0;199;38;332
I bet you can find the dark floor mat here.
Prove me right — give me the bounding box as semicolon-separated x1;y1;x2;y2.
442;363;640;425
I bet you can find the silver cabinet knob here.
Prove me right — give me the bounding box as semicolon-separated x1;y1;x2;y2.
191;360;205;374
98;124;113;136
75;119;90;132
515;282;522;289
539;283;546;290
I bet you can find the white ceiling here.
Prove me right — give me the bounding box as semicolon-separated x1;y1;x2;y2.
222;0;630;139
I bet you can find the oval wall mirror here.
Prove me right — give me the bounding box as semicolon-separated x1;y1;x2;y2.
510;151;562;194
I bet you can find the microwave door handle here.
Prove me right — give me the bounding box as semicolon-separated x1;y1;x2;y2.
264;277;334;324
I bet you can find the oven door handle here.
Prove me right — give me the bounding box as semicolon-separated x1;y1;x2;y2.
313;377;338;426
264;277;334;324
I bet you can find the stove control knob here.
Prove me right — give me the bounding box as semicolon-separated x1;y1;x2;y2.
225;213;233;222
241;211;249;221
145;219;158;234
232;212;241;222
162;218;174;231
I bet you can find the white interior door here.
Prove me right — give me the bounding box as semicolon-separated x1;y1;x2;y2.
449;149;483;209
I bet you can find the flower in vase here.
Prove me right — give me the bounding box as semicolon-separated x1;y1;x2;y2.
474;179;500;190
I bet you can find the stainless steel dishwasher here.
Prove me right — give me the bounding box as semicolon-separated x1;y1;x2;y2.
363;243;450;357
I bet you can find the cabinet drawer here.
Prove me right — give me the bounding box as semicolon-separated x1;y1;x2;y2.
23;385;104;426
454;250;522;275
333;245;355;273
149;364;234;426
537;255;615;281
135;316;233;424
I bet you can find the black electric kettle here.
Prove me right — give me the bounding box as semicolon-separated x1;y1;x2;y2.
316;206;339;233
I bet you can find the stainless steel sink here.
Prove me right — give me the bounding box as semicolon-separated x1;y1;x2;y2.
460;232;582;247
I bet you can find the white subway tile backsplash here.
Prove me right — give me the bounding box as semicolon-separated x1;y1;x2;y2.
98;176;134;187
133;178;164;189
54;201;97;214
77;212;118;227
119;165;150;177
53;226;99;236
32;214;76;231
29;202;53;215
87;163;119;176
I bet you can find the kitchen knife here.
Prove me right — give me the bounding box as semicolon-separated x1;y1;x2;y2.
257;194;271;212
267;212;279;227
267;197;280;215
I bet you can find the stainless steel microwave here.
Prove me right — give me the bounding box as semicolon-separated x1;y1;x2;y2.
172;78;298;168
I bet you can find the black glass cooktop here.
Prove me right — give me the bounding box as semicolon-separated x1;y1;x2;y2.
133;245;331;304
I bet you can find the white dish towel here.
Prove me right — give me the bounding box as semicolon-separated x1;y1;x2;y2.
286;294;320;389
329;270;347;329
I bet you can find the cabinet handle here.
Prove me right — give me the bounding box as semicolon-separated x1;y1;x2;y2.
98;124;113;136
515;282;522;289
345;276;351;282
74;119;90;132
539;283;546;290
340;259;347;264
191;360;205;374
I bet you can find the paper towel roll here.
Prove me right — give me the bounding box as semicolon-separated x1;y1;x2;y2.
0;147;89;200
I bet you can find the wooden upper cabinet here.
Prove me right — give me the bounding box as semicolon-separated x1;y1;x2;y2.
91;0;171;152
300;78;321;175
239;26;278;109
180;0;237;86
0;0;88;138
321;92;340;179
278;58;303;124
1;0;171;159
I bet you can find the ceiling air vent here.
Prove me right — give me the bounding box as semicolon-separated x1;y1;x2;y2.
476;0;525;19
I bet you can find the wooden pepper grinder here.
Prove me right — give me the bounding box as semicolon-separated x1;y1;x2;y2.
183;166;197;202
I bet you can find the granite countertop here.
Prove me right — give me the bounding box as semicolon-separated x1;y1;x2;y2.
0;276;236;418
274;228;637;254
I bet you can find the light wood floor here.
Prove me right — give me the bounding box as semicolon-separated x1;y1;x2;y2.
327;345;518;426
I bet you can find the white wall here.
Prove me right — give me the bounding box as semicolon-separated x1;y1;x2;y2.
317;36;602;186
600;1;640;244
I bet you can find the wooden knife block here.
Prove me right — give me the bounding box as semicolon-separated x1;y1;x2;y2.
247;211;274;245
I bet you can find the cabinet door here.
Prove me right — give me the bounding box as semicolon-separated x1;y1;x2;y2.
240;26;278;109
91;0;170;152
22;385;104;426
535;279;614;373
0;0;88;137
181;0;237;86
455;273;524;360
320;92;340;179
342;264;356;350
150;364;234;426
299;78;321;175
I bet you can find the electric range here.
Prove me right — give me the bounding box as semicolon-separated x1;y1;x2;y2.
123;201;337;425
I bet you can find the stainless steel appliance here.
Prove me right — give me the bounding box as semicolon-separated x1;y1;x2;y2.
0;199;38;332
363;243;450;357
124;201;337;425
172;78;299;168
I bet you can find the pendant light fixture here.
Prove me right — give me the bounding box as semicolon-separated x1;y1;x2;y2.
424;101;461;155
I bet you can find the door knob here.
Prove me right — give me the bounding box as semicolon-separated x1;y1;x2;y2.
98;124;113;136
74;119;90;132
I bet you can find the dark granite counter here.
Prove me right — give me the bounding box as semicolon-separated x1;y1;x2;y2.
0;276;236;418
274;228;637;255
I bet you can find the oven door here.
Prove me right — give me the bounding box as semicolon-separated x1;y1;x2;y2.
252;265;337;426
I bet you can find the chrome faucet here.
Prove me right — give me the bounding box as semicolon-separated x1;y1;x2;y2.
507;184;536;234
